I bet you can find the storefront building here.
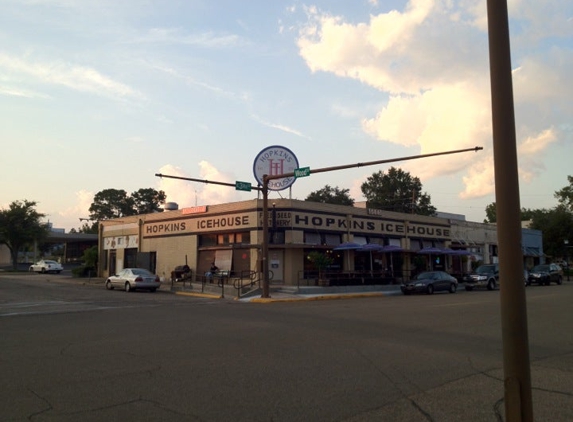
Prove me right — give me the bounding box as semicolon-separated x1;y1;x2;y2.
98;199;543;284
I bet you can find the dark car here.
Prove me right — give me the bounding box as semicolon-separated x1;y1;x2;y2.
527;264;563;286
401;271;458;295
464;264;499;291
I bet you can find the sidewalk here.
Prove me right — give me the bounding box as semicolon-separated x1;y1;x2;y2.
170;281;403;302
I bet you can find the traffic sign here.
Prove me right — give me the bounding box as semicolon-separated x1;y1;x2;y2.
235;181;252;192
294;167;311;178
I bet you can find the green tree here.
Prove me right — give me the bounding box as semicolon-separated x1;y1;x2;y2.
131;188;166;214
555;175;573;212
88;188;166;221
0;200;49;270
308;251;334;283
305;185;354;206
361;167;436;216
484;202;497;223
89;189;131;221
529;205;573;259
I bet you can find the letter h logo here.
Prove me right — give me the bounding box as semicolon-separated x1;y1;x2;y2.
268;159;284;176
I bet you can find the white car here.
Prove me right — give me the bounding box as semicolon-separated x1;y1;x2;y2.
29;260;64;274
105;268;161;292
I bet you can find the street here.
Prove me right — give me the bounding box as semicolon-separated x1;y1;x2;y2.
1;273;572;421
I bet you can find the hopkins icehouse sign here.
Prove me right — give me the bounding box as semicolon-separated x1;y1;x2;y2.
253;145;300;191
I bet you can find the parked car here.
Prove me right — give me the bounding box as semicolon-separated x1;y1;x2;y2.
464;264;499;291
105;268;161;292
29;260;63;274
527;264;563;286
401;271;458;295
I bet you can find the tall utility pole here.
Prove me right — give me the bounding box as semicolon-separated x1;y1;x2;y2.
487;1;533;421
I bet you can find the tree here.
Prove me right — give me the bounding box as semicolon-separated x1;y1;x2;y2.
529;205;573;259
131;188;167;214
88;188;166;221
484;202;497;223
0;200;50;270
305;185;354;206
89;189;131;221
361;167;436;216
555;175;573;212
307;251;334;284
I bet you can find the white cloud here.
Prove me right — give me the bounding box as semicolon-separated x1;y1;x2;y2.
129;27;242;48
0;53;144;100
156;162;244;209
295;1;572;200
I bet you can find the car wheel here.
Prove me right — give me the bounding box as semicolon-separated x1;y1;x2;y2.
150;288;157;293
105;280;113;290
427;284;434;295
29;267;33;272
125;282;132;292
449;283;457;293
487;279;495;290
557;276;562;285
465;285;473;291
41;268;46;274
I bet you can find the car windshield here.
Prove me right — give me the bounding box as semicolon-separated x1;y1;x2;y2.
532;265;549;272
415;272;434;280
476;265;496;274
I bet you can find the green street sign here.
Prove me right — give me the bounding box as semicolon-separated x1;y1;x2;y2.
294;167;311;178
235;181;252;192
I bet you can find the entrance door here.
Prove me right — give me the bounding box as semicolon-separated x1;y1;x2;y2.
109;250;116;276
269;250;284;282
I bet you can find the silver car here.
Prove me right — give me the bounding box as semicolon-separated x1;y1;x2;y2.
105;268;161;292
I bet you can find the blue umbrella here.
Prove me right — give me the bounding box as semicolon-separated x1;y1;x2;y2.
333;242;362;250
417;247;445;271
382;245;405;277
358;244;384;276
333;242;362;271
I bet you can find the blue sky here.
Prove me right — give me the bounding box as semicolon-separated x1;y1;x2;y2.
1;0;571;231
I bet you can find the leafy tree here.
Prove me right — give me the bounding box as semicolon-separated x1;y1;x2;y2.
305;185;354;206
131;188;167;214
89;189;131;221
484;202;497;223
308;251;334;283
88;188;166;221
361;167;436;216
484;202;538;223
0;200;49;270
529;205;573;259
555;175;573;212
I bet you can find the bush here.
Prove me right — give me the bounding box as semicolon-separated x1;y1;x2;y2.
72;265;96;278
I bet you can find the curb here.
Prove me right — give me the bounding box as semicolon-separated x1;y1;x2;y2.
249;291;394;303
174;291;223;299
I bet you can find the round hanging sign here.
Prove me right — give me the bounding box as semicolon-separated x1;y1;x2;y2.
253;145;299;191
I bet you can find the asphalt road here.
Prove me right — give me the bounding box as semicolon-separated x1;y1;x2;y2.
1;273;572;421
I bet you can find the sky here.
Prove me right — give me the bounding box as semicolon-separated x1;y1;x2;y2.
1;0;571;232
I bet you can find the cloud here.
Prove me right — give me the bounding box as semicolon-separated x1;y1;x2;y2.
0;53;144;100
132;28;242;48
250;113;311;139
156;162;244;209
295;1;572;200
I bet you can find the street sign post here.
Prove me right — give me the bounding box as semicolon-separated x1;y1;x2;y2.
294;167;311;178
235;181;252;192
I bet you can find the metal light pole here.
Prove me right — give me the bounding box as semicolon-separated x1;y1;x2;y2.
487;1;533;420
565;240;570;281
